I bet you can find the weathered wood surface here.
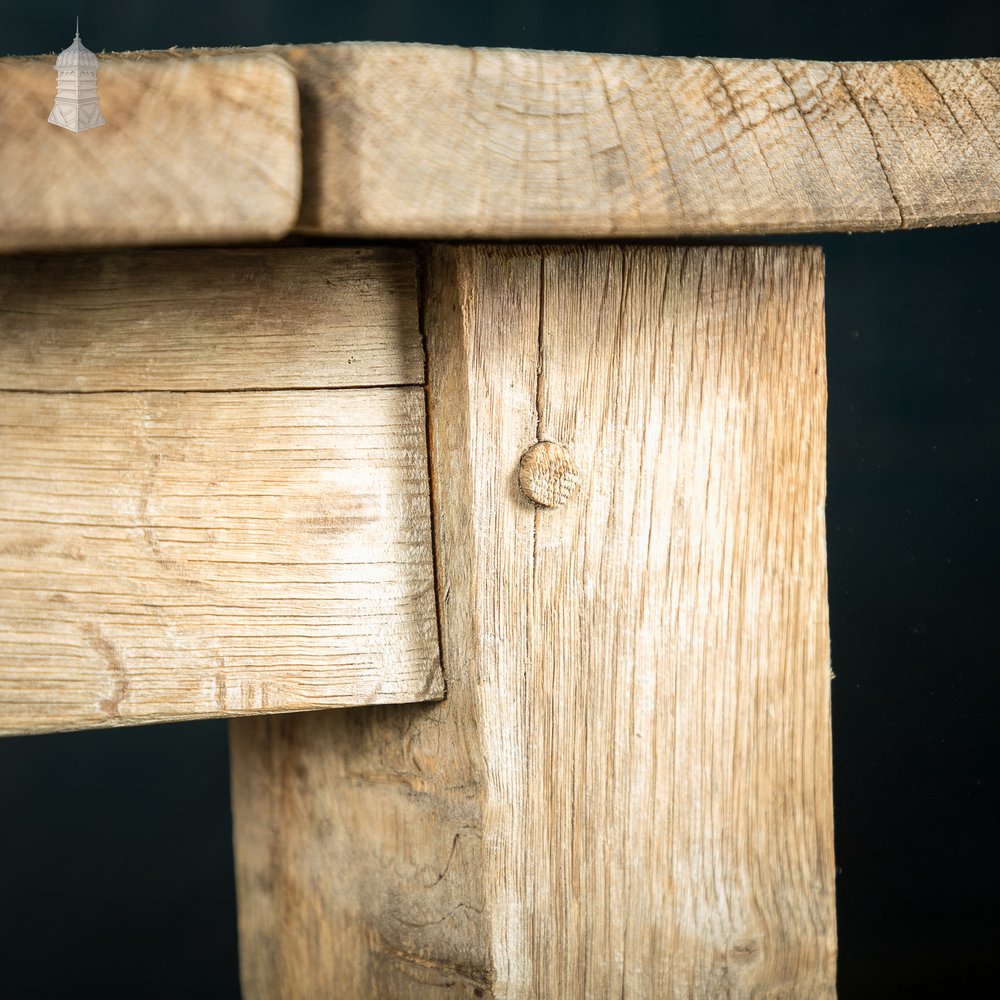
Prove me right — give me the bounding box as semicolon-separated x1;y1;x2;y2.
286;44;1000;237
4;43;1000;248
0;389;441;736
0;247;441;736
0;54;300;252
0;248;423;391
231;244;837;998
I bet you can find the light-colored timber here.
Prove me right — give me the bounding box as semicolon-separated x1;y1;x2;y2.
4;44;1000;248
283;44;1000;237
230;244;837;998
0;388;441;735
0;247;441;736
0;54;300;252
0;248;424;391
517;440;581;509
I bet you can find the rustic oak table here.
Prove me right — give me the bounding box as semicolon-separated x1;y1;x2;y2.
3;41;997;999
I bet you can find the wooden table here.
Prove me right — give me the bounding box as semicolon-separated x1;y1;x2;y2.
3;41;997;998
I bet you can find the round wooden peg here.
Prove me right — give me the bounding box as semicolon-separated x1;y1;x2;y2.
517;441;580;509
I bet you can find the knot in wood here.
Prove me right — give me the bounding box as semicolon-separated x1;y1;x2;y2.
518;441;580;509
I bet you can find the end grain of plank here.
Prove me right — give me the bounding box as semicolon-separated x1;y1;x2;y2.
282;43;1000;238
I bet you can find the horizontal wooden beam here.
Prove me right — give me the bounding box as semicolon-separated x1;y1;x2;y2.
0;247;440;736
0;54;300;253
284;44;1000;238
0;388;442;736
0;248;423;391
3;43;999;248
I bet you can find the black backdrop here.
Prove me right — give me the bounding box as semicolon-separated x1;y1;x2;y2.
1;3;998;998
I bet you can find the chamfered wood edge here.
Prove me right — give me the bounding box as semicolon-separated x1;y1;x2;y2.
4;42;1000;247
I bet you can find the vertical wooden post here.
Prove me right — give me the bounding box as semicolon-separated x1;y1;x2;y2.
230;244;837;998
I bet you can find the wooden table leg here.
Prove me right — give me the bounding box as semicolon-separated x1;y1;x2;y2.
230;243;837;998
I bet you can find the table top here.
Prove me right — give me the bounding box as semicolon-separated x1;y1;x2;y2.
3;41;999;252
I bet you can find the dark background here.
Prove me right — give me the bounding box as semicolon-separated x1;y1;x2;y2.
2;2;998;997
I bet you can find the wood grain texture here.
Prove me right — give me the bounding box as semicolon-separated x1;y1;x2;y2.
0;248;423;391
282;43;1000;237
0;388;441;735
231;244;836;998
6;42;1000;246
0;54;300;252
